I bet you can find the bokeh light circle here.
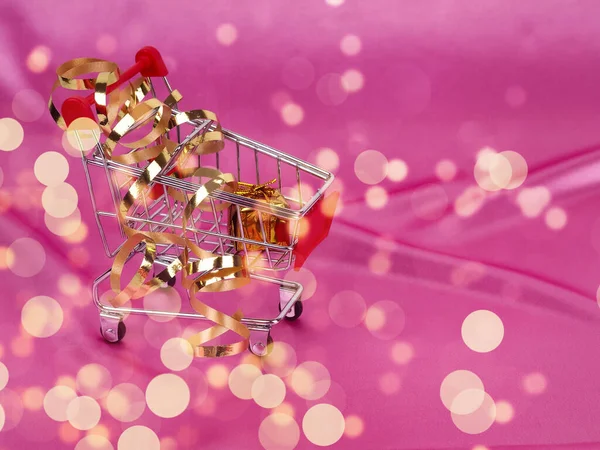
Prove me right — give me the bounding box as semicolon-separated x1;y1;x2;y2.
391;341;414;365
454;186;486;217
216;23;238;46
474;148;504;191
66;396;101;430
23;386;44;411
143;287;182;322
96;34;117;55
291;362;331;400
45;208;82;237
259;413;300;450
66;118;101;153
228;364;262;400
44;385;77;422
436;159;457;181
354;150;388;185
261;341;298;377
461;310;504;353
365;186;388;210
76;435;114;450
302;404;345;446
378;372;401;395
316;148;340;172
316;73;347;106
145;374;190;418
0;117;25;151
0;362;8;391
440;370;485;415
516;186;551;218
545;207;567;230
0;404;4;432
42;182;78;218
26;46;51;73
340;34;361;56
34;151;69;187
22;296;63;338
365;300;406;340
344;414;364;438
206;364;229;389
8;237;46;277
329;290;366;328
160;338;194;371
76;364;112;399
281;102;304;126
522;372;547;395
284;268;317;301
451;392;496;435
501;151;528;189
252;374;286;409
341;69;364;93
106;383;146;422
12;89;45;122
387;159;408;182
495;400;515;424
118;426;160;450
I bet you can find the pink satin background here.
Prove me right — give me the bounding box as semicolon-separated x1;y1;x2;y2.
2;0;600;449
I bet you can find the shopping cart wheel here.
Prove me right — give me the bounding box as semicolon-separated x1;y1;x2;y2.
249;333;274;357
278;300;303;321
99;313;126;343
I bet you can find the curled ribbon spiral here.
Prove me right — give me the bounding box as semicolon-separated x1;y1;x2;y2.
50;57;251;357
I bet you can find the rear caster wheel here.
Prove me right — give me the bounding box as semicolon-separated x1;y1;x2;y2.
99;314;126;343
279;300;303;321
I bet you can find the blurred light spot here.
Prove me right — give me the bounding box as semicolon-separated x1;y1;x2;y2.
522;372;547;395
340;34;361;56
58;273;81;296
455;186;486;217
505;85;527;108
270;91;292;111
206;364;229;389
69;247;90;267
22;296;63;338
462;310;504;353
76;435;113;450
22;386;44;410
316;73;347;106
495;400;514;424
44;386;77;422
282;57;315;90
58;422;80;443
451;393;496;434
0;404;4;432
436;159;457;182
96;34;117;55
143;287;182;322
66;118;101;153
365;300;405;340
440;370;485;415
451;262;486;287
281;102;304;126
252;374;286;408
229;364;262;400
62;221;88;244
161;338;193;371
344;414;364;438
387;158;408;182
516;186;551;218
378;372;401;395
45;208;82;237
411;184;448;220
67;396;101;430
0;388;23;431
106;383;145;422
316;148;339;172
391;341;414;365
341;69;364;93
118;426;160;450
302;404;345;446
0;246;14;270
216;23;237;46
501;151;528;189
329;290;366;328
273;402;295;418
355;149;388;185
0;118;24;151
326;0;344;5
159;437;177;450
143;319;181;349
0;167;3;188
291;362;331;400
545;206;567;230
0;363;7;391
365;186;388;210
26;46;51;73
259;413;300;450
261;341;298;377
472;446;490;450
12;89;45;122
368;251;391;275
474;148;508;191
76;364;112;399
284;268;316;301
42;182;78;218
11;333;33;358
34;151;69;186
56;376;77;390
145;374;190;418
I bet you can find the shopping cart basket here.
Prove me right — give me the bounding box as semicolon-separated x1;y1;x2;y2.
59;47;335;356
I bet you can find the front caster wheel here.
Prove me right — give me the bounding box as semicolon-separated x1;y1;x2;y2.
99;317;126;343
249;334;274;357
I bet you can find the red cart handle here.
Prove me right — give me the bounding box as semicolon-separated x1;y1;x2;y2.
61;46;168;126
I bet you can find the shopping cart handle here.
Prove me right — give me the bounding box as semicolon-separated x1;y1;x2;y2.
61;46;168;126
293;191;339;270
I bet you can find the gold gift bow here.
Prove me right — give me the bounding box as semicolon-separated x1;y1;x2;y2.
50;58;250;357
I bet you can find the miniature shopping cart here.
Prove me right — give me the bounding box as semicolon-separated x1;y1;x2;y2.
61;47;335;356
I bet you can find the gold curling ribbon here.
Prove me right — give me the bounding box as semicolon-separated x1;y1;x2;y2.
50;57;251;357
